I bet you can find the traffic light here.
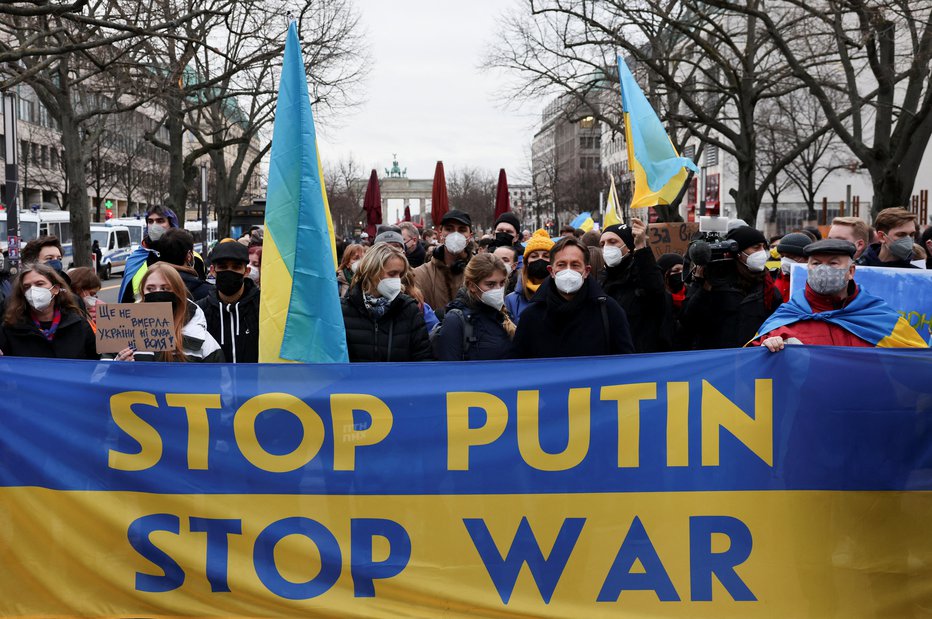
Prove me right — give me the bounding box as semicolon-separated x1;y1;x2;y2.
104;199;113;220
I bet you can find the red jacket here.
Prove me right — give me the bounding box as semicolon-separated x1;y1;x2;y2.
753;284;873;347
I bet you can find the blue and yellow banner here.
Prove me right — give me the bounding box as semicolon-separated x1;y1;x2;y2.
1;348;931;617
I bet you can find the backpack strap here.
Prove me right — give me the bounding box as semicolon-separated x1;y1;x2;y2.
447;308;476;360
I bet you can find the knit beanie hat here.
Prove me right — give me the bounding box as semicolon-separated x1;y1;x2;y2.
494;212;521;232
523;229;555;258
776;232;812;257
726;226;767;252
656;252;684;274
602;223;635;250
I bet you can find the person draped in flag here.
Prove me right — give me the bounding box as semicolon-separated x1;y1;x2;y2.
752;239;927;351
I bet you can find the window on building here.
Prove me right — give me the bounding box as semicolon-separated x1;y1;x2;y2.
50;148;58;169
683;144;695;159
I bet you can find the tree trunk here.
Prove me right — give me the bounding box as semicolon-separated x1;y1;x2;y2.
733;158;760;225
870;163;911;216
164;91;188;217
59;108;91;268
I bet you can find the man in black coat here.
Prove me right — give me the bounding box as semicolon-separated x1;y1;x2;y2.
511;237;635;358
599;219;673;352
400;222;427;268
196;241;260;363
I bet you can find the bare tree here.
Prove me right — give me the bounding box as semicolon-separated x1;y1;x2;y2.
487;0;845;224
709;0;932;216
448;167;497;231
324;156;366;237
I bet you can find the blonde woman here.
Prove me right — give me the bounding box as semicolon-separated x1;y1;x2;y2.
433;253;516;361
336;243;366;297
340;243;430;362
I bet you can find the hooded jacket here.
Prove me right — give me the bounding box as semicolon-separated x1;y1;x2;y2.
196;277;260;363
0;308;97;359
341;285;431;362
511;277;635;359
600;247;673;353
412;246;468;312
433;288;512;361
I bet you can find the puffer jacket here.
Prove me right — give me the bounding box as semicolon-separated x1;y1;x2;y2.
341;285;431;362
196;278;260;363
0;309;97;359
433;288;512;361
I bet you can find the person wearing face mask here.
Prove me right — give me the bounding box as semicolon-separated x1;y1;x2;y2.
412;210;474;313
432;254;516;361
680;225;782;350
399;222;426;268
599;219;673;353
341;244;431;362
856;207;920;269
657;253;686;312
492;212;522;250
127;263;223;362
195;241;260;363
773;233;811;303
0;263;97;359
119;205;181;303
505;229;554;323
511;237;635;358
492;245;520;295
336;243;366;297
753;240;927;350
248;245;262;287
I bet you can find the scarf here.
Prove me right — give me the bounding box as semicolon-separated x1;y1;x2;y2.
32;309;62;342
363;293;392;319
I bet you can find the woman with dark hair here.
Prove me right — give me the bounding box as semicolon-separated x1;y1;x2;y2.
341;244;430;362
130;263;223;362
433;254;516;361
67;266;102;331
0;263;97;359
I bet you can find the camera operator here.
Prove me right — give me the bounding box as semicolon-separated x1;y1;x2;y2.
680;225;782;349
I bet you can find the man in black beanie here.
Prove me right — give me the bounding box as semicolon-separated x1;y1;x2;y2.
492;212;522;248
680;225;782;349
598;218;673;352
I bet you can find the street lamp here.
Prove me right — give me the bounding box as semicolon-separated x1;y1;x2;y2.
3;91;20;272
200;162;208;251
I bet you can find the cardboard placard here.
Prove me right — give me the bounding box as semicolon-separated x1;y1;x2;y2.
95;302;175;353
647;222;700;259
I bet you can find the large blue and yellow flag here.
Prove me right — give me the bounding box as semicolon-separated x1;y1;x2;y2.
618;57;699;209
259;21;348;363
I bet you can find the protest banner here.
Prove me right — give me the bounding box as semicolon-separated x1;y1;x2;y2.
0;348;930;618
791;264;932;344
647;222;699;259
95;302;175;353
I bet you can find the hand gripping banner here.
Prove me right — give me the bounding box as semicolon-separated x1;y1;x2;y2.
1;347;931;617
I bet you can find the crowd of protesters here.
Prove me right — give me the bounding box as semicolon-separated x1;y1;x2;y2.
0;204;928;361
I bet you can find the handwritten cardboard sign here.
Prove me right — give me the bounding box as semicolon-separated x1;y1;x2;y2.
647;222;700;259
95;302;175;353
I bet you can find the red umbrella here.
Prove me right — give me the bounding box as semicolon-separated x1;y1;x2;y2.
431;161;449;228
494;168;510;220
362;169;382;238
403;205;412;222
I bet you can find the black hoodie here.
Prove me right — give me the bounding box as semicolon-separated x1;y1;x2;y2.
195;277;260;363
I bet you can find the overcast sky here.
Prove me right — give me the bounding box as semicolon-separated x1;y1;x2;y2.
315;0;542;187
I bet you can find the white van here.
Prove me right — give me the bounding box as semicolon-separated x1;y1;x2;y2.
90;224;133;280
1;208;75;266
106;217;146;248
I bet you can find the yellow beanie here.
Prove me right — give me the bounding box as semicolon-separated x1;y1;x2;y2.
523;228;555;258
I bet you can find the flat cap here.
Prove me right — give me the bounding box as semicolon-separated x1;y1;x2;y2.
803;239;856;258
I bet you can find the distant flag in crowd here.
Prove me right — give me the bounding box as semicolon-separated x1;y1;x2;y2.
617;56;699;209
258;21;348;364
603;175;623;227
569;211;594;232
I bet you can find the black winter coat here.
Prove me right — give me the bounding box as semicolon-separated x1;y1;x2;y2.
511;277;635;359
600;247;674;353
341;286;431;362
433;289;512;361
405;241;427;268
0;309;97;359
196;278;260;363
856;243;919;269
178;268;214;301
679;270;782;349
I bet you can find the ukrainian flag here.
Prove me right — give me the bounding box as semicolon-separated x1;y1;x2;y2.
603;175;623;227
258;21;348;363
618;56;699;209
568;212;594;232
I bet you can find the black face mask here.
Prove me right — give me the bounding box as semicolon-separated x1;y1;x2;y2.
144;291;180;314
495;231;515;247
215;270;246;296
667;273;684;293
526;259;550;280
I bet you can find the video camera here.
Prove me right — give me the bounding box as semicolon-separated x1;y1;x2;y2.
687;216;739;266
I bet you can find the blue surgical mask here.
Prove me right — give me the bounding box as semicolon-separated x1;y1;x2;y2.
45;259;63;272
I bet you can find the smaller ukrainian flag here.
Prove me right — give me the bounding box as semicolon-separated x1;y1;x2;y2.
603;176;623;227
618;56;699;209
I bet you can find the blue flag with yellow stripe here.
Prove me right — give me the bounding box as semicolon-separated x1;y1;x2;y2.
258;21;348;363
